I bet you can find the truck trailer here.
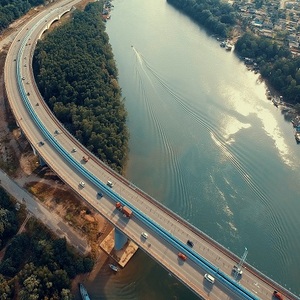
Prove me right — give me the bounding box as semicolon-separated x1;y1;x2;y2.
115;202;133;218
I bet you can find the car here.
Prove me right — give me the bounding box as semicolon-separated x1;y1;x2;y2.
97;191;103;198
79;181;85;187
141;232;148;239
72;147;77;152
204;273;215;284
39;141;44;146
233;265;243;275
177;252;187;261
54;130;59;134
107;180;113;188
187;240;194;247
273;291;284;300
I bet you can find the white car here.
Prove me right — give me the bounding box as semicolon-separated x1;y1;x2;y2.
233;265;243;275
107;180;113;188
204;273;215;284
79;181;85;187
141;232;148;239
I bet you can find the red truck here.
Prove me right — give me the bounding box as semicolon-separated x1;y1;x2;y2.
115;202;133;218
273;291;284;300
82;156;89;162
178;252;187;261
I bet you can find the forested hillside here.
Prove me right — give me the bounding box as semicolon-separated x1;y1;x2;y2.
0;0;45;32
33;1;129;174
0;187;19;250
166;0;237;38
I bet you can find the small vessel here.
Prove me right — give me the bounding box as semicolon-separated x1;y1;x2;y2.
272;98;280;107
79;283;91;300
220;41;226;48
294;132;300;143
225;43;233;51
109;264;119;272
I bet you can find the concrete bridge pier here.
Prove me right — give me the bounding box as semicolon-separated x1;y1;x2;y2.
31;145;46;167
38;156;46;167
114;227;128;250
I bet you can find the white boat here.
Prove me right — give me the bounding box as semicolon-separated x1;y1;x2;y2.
79;283;91;300
109;264;119;272
225;43;233;51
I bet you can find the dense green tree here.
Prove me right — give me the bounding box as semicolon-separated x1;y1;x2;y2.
0;187;15;211
0;274;12;300
33;1;128;174
0;208;18;248
0;0;44;32
235;32;300;104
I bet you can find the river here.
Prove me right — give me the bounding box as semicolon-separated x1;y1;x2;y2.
84;0;300;299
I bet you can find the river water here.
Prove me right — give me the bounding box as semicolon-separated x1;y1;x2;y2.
84;0;300;299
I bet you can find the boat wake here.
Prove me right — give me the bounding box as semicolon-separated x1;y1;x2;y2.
132;46;189;210
131;48;274;212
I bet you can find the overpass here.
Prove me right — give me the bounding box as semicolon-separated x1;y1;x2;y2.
4;1;299;300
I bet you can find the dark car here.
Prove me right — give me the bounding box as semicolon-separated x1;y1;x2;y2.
187;240;194;247
97;192;103;198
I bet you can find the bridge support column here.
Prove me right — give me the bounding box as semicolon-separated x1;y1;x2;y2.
114;228;128;250
38;156;46;167
30;143;46;166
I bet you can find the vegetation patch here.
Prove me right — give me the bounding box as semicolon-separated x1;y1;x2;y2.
0;187;24;250
235;33;300;107
0;218;94;299
0;0;45;33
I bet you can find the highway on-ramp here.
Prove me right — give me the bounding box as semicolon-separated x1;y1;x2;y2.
4;1;298;300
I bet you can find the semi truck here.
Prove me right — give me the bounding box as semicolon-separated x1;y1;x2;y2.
115;202;133;218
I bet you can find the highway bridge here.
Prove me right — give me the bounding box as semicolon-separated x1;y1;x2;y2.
4;1;299;299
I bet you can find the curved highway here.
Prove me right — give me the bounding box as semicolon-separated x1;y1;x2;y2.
4;1;299;300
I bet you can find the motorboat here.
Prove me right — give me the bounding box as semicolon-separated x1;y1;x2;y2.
79;283;91;300
109;264;119;272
